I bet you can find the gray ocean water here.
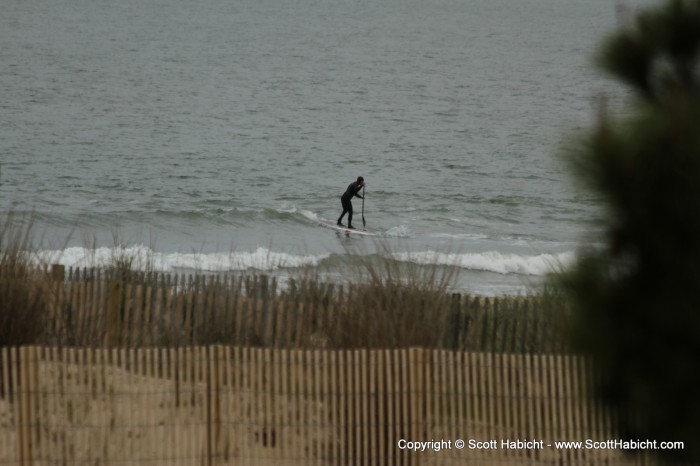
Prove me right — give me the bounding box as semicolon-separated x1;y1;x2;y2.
1;0;650;294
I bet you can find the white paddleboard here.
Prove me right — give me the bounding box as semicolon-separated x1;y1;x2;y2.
319;221;381;237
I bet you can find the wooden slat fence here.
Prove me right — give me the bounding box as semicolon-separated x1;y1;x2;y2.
0;346;659;466
37;265;568;352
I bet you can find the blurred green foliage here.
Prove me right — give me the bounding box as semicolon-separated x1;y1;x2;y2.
558;1;700;463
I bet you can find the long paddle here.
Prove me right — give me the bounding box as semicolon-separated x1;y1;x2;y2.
362;186;366;228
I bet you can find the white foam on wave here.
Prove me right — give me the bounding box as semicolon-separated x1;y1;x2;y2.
278;202;320;223
384;224;411;238
32;244;575;277
391;250;576;276
299;210;320;223
33;246;330;272
426;232;489;241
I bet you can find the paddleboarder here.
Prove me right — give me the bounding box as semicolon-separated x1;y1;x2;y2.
337;176;365;229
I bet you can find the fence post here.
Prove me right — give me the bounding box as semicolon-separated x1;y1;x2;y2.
184;276;194;344
445;293;461;350
49;264;65;338
506;298;518;353
105;280;123;347
205;346;216;466
491;298;501;352
50;263;65;282
479;298;489;351
410;348;425;466
258;275;269;344
18;346;36;466
520;299;530;354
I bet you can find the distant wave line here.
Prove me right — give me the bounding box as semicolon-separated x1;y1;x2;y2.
31;246;575;276
391;250;575;276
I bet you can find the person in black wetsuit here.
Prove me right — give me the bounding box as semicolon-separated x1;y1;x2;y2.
337;176;365;229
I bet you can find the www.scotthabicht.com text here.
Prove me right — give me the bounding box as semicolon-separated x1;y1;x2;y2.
397;439;684;452
554;439;684;451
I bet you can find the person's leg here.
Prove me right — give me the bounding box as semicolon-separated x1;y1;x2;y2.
338;197;350;225
347;202;354;228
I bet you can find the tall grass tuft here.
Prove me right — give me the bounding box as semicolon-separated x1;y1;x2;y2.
335;247;456;348
0;212;48;347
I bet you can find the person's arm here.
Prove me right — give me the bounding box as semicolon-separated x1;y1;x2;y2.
354;184;364;199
